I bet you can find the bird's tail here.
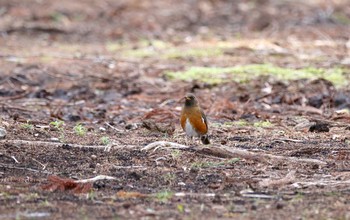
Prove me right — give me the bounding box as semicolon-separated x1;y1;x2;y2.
201;135;210;145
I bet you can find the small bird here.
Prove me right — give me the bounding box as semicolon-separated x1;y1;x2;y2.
180;93;210;145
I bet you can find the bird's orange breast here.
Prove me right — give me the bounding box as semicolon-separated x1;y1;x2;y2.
180;106;208;135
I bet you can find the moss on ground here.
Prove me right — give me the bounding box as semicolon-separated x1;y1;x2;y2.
166;64;347;87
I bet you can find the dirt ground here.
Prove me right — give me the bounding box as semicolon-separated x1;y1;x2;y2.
0;0;350;219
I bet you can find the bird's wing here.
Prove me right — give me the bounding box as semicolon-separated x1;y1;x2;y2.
200;109;208;130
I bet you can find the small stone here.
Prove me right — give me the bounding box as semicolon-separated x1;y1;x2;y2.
91;155;97;160
0;127;6;139
99;127;106;132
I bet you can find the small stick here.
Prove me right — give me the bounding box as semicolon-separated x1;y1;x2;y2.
75;175;116;183
141;141;327;166
141;141;189;151
105;122;124;133
31;158;47;170
0;163;52;174
11;156;19;163
0;139;137;150
292;180;350;188
113;165;146;169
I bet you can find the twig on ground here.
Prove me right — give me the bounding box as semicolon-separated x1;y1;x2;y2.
113;165;146;170
274;138;304;143
0;163;52;174
0;139;137;150
75;175;116;183
141;141;327;166
11;156;19;163
141;141;189;151
31;158;47;170
203;145;327;166
105;122;124;133
291;180;350;188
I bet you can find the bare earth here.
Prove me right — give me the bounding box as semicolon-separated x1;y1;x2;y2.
0;0;350;219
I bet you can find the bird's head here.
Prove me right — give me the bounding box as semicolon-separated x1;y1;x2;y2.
183;93;198;107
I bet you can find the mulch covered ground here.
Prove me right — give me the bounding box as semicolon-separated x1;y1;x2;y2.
0;0;350;219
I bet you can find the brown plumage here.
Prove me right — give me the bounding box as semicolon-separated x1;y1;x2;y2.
180;93;210;145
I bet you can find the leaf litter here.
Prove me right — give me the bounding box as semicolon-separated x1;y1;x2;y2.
0;0;350;219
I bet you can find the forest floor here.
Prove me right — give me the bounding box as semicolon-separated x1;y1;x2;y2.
0;0;350;219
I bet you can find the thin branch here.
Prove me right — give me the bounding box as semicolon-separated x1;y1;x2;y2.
292;180;350;188
0;163;52;174
141;141;327;166
0;139;137;150
141;141;189;151
206;145;326;165
105;122;124;133
113;165;146;170
75;175;116;183
11;156;19;163
31;158;47;170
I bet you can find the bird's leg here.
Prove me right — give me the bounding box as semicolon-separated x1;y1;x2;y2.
184;136;190;146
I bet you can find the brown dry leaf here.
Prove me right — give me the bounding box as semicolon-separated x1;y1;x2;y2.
42;175;93;194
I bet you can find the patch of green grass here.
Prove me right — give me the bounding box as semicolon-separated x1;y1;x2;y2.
291;192;304;203
345;139;350;146
211;121;248;128
253;120;273;128
39;200;52;207
50;120;65;130
332;12;350;25
106;42;123;52
165;64;348;87
230;120;249;127
21;120;34;130
218;120;270;128
50;120;68;143
164;47;223;59
163;173;176;184
171;149;182;160
166;66;230;84
39;56;55;63
177;204;185;213
50;12;66;22
73;123;87;136
87;191;96;200
100;136;110;145
155;190;173;202
25;192;40;201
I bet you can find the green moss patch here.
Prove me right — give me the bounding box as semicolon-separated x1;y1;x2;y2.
166;64;347;87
